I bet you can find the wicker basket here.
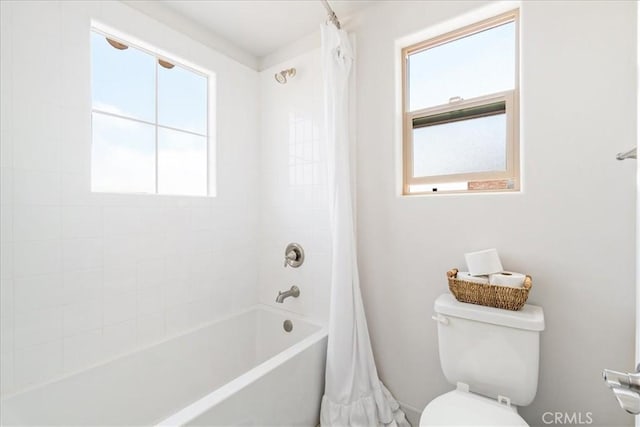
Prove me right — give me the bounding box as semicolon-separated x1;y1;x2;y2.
447;268;532;311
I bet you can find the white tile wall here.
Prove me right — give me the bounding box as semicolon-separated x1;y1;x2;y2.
257;50;332;324
136;313;165;347
14;341;63;389
13;170;61;206
14;307;63;349
61;207;102;239
63;329;102;372
0;0;259;395
13;240;62;278
14;274;63;312
63;299;102;336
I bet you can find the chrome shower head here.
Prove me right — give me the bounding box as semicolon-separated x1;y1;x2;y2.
275;72;287;84
275;68;296;84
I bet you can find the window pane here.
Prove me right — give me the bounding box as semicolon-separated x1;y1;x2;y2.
158;64;208;135
409;22;515;111
412;113;506;177
91;112;156;193
158;128;207;196
91;32;155;122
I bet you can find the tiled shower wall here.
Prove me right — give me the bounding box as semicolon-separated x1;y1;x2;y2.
257;50;332;324
0;0;260;395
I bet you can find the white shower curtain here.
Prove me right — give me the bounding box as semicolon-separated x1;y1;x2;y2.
319;22;410;427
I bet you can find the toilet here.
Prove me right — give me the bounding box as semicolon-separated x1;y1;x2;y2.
420;294;545;426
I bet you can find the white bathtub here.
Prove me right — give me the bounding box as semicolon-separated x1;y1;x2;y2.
0;306;328;426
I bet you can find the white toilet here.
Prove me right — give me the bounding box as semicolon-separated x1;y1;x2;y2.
420;294;545;426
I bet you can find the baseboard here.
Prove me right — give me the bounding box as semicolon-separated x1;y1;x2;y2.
399;401;422;427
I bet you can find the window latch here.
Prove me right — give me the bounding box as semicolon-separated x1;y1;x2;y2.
449;96;464;103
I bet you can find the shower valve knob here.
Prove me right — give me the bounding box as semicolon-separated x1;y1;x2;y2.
283;243;304;268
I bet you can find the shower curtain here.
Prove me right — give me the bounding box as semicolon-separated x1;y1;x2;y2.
319;22;410;427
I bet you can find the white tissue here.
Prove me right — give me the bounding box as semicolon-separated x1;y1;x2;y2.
489;271;526;287
464;248;503;276
457;271;489;285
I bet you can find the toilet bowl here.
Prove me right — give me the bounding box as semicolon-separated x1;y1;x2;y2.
420;294;545;426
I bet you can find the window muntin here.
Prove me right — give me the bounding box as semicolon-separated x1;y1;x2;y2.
402;11;519;195
91;29;210;196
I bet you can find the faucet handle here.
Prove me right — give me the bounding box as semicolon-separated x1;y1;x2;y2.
283;243;304;268
284;250;297;267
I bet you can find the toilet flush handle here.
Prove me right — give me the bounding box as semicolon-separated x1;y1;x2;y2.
432;314;449;325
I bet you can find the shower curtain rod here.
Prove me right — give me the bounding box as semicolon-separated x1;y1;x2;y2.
320;0;341;29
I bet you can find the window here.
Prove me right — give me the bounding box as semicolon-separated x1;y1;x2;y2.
91;30;210;196
402;11;519;195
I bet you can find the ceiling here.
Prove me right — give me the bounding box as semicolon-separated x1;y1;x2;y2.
159;0;373;59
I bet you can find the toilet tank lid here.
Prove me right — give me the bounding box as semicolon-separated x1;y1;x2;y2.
434;294;545;331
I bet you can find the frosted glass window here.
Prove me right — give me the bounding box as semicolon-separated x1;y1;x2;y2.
408;22;515;111
91;113;155;193
413;114;506;177
158;64;208;135
91;32;155;122
90;29;211;196
158;128;207;196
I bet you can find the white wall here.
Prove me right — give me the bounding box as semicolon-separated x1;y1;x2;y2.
353;1;637;426
0;0;259;395
256;49;332;324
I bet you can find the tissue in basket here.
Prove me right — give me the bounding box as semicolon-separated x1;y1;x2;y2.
447;268;532;311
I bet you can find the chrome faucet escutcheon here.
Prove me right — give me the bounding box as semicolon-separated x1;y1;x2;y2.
276;286;300;303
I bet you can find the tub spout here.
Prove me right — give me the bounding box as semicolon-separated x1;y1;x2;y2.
276;286;300;303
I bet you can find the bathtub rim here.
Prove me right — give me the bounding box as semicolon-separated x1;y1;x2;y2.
155;311;328;426
0;304;326;403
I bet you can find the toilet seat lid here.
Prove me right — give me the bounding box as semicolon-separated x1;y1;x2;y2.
420;390;528;426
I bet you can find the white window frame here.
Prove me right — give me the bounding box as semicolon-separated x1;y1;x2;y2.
401;10;520;195
90;28;211;196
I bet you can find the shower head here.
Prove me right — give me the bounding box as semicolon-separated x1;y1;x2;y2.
275;68;296;84
275;72;287;84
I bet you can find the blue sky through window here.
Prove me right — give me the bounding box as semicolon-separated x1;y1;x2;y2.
90;31;209;195
159;64;208;135
91;112;155;193
408;22;515;111
91;32;155;121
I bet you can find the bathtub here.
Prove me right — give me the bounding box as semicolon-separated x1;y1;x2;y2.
0;306;328;426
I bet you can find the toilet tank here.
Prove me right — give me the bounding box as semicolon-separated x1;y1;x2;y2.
434;294;545;406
